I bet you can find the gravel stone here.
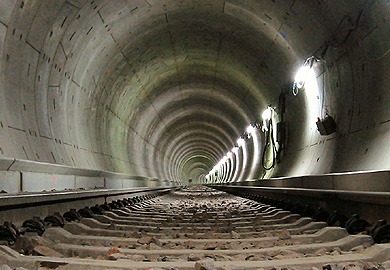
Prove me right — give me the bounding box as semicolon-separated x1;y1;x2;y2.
107;252;129;260
32;245;64;257
188;253;202;261
194;258;216;270
230;230;240;239
278;230;292;240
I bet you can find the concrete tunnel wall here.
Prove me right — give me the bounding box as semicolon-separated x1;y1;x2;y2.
0;0;389;186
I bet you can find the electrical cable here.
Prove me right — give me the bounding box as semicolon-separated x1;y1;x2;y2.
262;113;278;171
370;46;390;61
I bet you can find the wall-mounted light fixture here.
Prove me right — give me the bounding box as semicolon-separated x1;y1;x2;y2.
205;119;263;182
292;56;322;129
261;106;274;132
246;125;255;134
262;107;272;121
237;137;245;147
261;106;278;171
292;56;318;96
245;122;261;139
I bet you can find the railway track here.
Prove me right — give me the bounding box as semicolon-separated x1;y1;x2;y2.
1;187;390;270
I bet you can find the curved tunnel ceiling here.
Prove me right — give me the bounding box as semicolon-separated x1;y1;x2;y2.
0;0;389;184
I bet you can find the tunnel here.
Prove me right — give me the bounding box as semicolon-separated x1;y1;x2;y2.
1;1;390;268
1;0;389;187
0;0;389;211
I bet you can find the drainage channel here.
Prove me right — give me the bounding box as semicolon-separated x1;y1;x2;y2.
1;186;390;270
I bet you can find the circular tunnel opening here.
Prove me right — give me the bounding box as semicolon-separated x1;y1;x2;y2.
0;0;388;186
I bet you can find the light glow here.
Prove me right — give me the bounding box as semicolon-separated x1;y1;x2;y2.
246;125;255;134
262;108;272;121
227;151;233;158
294;65;321;124
294;65;311;89
237;138;245;147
